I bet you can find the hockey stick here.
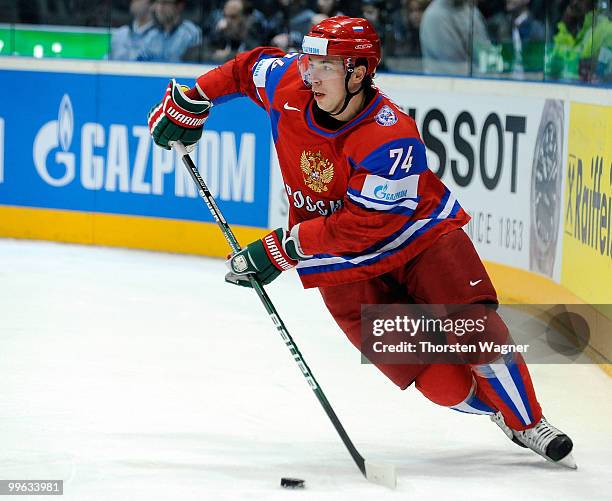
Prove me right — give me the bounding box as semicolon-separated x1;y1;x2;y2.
172;141;396;489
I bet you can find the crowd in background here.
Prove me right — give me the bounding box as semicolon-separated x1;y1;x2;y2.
2;0;611;83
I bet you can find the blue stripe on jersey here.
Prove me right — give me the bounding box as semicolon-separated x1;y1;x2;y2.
305;188;454;261
270;108;281;143
347;197;417;217
264;54;298;105
358;138;428;177
305;95;383;138
381;191;458;253
211;92;242;106
449;200;461;218
296;195;460;276
296;216;447;276
315;188;450;260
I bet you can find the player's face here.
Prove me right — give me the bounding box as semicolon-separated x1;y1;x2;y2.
299;55;348;113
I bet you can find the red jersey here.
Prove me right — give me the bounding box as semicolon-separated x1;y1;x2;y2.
197;48;470;288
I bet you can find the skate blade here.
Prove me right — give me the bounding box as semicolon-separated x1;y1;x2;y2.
556;452;577;470
364;460;397;489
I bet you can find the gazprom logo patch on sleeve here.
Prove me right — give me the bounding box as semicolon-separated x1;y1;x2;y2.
302;36;329;55
362;174;418;201
374;184;400;200
375;105;398;127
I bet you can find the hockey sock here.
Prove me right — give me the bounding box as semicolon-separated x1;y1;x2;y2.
472;352;543;431
449;377;496;415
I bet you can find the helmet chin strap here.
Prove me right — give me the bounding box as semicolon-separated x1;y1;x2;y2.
329;71;363;117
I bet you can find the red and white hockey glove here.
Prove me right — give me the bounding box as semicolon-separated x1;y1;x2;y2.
225;228;310;288
147;79;211;151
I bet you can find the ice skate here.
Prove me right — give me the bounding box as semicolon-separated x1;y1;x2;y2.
491;412;527;449
492;413;576;469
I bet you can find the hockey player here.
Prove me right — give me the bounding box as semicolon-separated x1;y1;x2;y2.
148;16;575;468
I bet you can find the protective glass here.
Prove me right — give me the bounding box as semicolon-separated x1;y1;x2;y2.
298;54;347;86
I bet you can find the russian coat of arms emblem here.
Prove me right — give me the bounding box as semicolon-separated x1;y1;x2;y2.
300;150;334;193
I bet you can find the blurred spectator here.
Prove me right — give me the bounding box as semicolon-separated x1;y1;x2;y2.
207;0;268;62
389;0;430;58
4;0;131;27
487;0;546;75
110;0;156;60
361;0;386;36
269;0;316;52
143;0;201;62
282;0;344;40
253;0;283;18
420;0;492;75
360;0;392;69
311;0;344;25
547;0;611;82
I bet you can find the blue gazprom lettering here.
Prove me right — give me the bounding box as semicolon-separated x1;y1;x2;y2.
32;95;255;200
373;184;409;201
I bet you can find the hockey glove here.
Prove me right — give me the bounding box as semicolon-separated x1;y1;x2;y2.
147;79;211;151
225;228;308;288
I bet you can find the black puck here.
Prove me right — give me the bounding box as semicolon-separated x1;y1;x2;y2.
280;477;305;489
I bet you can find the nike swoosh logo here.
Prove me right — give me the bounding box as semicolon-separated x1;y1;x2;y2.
283;102;300;111
470;280;483;286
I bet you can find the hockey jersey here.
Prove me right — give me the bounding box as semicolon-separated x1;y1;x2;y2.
196;47;470;288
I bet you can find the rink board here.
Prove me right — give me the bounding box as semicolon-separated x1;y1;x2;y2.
0;204;267;256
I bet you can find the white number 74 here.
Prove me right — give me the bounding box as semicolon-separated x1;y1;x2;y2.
389;146;413;175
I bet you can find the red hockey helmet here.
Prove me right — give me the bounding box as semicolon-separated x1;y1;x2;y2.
301;16;382;77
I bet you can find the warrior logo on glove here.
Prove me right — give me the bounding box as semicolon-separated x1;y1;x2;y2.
147;79;212;151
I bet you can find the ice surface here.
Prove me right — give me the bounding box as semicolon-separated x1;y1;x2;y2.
0;239;610;500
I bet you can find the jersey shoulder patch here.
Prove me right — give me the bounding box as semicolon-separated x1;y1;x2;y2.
375;104;398;126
